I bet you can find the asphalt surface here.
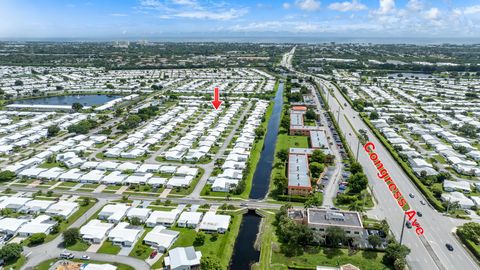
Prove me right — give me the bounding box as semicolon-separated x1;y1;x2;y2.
316;78;479;270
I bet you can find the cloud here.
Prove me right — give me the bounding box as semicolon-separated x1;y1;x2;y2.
138;0;247;21
423;7;440;20
283;2;291;9
464;5;480;15
175;8;248;20
172;0;197;6
295;0;321;11
328;0;367;12
406;0;422;12
377;0;395;14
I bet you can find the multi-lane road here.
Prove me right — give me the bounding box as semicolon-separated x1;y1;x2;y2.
316;78;479;270
280;47;478;270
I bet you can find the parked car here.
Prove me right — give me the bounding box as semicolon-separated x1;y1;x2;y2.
60;252;74;259
446;243;454;251
417;212;422;217
150;250;158;258
406;221;412;229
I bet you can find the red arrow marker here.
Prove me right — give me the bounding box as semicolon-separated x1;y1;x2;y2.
211;87;222;110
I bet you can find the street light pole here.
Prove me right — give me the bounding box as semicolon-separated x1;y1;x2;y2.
399;213;406;245
356;139;361;161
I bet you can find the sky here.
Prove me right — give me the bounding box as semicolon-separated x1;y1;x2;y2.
0;0;480;40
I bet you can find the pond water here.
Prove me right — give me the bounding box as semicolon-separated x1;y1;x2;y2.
14;94;122;106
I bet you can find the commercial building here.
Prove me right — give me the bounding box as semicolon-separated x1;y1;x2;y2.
287;154;312;196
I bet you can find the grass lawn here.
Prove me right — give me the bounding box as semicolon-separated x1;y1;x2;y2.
3;255;26;270
152;213;243;269
38;161;64;169
59;182;79;187
271;247;390;270
66;240;91;251
252;211;277;270
97;240;121;254
129;228;153;259
33;259;134;270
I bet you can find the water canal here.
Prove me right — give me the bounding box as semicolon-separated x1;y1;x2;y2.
229;83;284;269
249;82;284;199
229;210;262;270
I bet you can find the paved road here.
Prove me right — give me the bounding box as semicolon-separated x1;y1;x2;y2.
20;198;149;270
316;78;479;270
305;82;344;207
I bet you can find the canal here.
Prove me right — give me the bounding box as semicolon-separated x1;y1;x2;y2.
229;210;262;270
249;82;284;199
13;94;122;106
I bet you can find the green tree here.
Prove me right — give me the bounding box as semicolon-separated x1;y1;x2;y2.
350;161;363;174
273;175;288;194
194;232;206;246
130;217;142;226
47;125;60;137
348;173;368;194
457;222;480;244
304;194;322;208
368;234;382;249
369;111;379;120
201;256;222;270
63;228;80;246
394;258;407;270
309;162;324;178
276;149;289;162
0;243;23;262
384;243;410;265
325;226;346;247
310;150;325;163
254;126;265;139
28;233;46;246
0;171;16;182
459;123;478;138
72;102;84;112
81;197;91;206
305;109;316;120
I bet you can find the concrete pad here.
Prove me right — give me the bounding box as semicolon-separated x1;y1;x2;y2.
115;186;129;195
93;184;107;193
48;181;63;190
70;183;83;191
159;188;171;198
87;239;104;253
27;180;41;188
146;251;163;266
7;179;20;186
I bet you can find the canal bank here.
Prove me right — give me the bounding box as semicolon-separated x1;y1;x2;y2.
249;82;284;199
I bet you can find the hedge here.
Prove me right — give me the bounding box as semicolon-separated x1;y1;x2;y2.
457;231;480;261
277;195;309;203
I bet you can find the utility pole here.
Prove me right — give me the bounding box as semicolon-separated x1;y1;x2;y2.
399;213;406;245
